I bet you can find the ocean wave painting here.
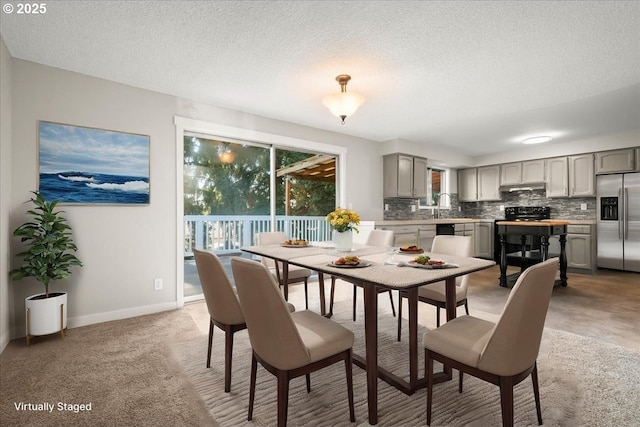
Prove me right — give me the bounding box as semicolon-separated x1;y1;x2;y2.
38;121;150;204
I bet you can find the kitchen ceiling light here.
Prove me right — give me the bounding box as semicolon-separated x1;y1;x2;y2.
522;136;552;145
322;74;365;125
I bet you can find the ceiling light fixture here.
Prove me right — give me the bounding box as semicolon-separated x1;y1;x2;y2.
522;136;552;145
322;74;365;125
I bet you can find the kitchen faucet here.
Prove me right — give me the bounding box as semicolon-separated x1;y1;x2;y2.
434;193;451;219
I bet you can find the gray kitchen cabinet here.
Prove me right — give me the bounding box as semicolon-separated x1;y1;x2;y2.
501;160;545;185
383;154;428;198
636;147;640;171
546;156;569;197
500;162;522;185
549;224;594;270
474;222;494;259
521;159;546;183
595;148;635;174
454;223;475;256
418;225;436;250
457;168;478;201
477;165;501;201
377;225;418;246
569;154;595;197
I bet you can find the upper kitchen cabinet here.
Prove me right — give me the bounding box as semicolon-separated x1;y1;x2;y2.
500;160;545;185
457;168;478;201
458;166;501;201
546;157;569;197
595;148;636;174
569;153;595;197
383;154;428;198
477;165;501;200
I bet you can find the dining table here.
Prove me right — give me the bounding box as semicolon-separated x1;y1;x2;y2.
241;243;495;425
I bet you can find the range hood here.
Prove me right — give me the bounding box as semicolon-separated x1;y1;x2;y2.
499;183;546;192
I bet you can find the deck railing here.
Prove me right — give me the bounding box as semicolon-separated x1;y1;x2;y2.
183;215;332;256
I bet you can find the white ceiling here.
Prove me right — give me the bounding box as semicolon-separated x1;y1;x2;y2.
1;1;639;156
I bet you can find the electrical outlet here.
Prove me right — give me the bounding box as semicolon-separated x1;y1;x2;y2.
384;204;389;211
580;203;587;211
499;205;505;211
154;278;163;290
411;205;416;212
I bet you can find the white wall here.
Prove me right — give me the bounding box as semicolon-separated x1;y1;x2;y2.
472;131;640;166
1;37;13;352
6;58;384;340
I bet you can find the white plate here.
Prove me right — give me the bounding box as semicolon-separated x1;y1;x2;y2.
328;262;372;268
399;261;459;269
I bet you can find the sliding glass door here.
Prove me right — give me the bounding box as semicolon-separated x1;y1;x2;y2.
182;133;336;300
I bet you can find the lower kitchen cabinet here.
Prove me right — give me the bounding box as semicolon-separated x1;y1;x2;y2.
377;225;418;247
474;222;494;259
549;224;595;271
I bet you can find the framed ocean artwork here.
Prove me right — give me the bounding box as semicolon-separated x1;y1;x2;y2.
37;121;150;204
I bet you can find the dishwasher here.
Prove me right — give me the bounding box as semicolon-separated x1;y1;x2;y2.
435;224;455;235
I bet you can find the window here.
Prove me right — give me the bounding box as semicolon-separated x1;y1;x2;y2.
418;168;449;210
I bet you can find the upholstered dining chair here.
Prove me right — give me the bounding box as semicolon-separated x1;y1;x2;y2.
193;249;246;393
328;229;396;320
231;257;355;427
423;257;559;427
256;231;313;308
397;235;472;340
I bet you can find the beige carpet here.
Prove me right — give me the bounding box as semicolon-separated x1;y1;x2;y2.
174;298;640;427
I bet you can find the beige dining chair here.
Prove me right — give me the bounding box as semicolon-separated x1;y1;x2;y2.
328;229;396;319
397;235;472;340
193;249;247;393
423;257;558;427
231;257;355;427
256;231;313;309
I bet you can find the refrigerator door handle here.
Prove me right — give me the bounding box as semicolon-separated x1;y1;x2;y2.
624;188;629;240
618;188;623;240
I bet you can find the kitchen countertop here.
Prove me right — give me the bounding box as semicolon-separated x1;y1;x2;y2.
363;218;595;226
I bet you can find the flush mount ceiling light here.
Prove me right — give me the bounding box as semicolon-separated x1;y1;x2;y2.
322;74;365;125
522;136;552;145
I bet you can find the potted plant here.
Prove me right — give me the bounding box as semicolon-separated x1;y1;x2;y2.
12;192;82;344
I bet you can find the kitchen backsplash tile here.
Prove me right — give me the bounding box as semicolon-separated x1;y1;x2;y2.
383;190;596;220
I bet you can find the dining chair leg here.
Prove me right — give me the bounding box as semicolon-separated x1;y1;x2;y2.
329;276;336;317
531;363;543;425
388;291;396;317
277;370;290;427
499;376;515;427
459;370;463;393
397;293;403;342
224;325;234;392
206;320;214;368
304;279;309;310
306;373;311;393
436;308;441;327
352;285;357;321
426;351;434;426
464;300;469;315
345;350;356;422
248;354;258;421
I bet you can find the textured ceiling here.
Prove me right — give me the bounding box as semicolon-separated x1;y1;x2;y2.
1;1;639;157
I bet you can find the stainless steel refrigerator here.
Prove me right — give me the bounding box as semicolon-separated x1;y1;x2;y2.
597;172;640;272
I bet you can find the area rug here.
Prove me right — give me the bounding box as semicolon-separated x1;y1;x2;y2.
172;302;640;427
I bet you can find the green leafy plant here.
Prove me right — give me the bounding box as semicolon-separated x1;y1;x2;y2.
12;192;82;297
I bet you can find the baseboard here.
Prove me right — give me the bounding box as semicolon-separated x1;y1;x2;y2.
0;329;10;354
8;301;180;340
68;302;180;329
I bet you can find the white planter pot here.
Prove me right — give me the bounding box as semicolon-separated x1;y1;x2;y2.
25;292;67;340
333;230;353;252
